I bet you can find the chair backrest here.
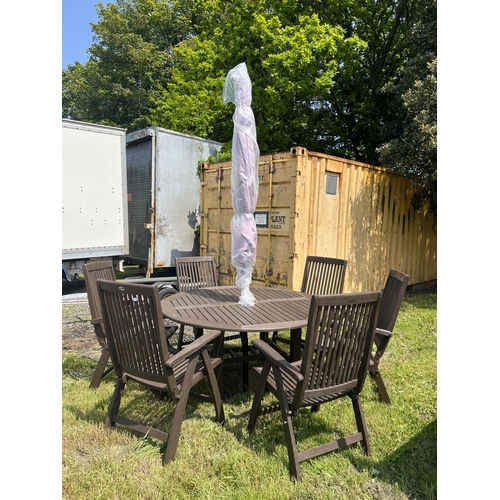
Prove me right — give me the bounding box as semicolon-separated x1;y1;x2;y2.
82;261;116;334
296;291;382;406
175;256;218;292
377;269;410;332
301;256;348;295
97;279;171;385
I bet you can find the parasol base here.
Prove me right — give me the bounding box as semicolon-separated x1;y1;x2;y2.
238;287;255;307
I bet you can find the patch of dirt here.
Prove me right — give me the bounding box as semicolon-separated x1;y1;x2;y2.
62;300;195;359
62;302;101;359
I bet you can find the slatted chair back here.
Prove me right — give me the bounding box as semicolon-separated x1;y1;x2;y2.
175;256;218;292
82;261;116;388
377;269;410;333
296;291;381;408
83;261;116;336
301;256;347;295
97;279;171;387
369;269;410;404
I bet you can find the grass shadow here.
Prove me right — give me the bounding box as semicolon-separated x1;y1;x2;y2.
376;419;437;498
351;419;437;499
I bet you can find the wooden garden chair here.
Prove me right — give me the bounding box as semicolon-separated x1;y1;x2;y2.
82;261;118;389
300;255;348;295
369;269;410;404
265;256;348;359
97;279;225;464
248;290;382;481
174;256;219;349
82;261;177;389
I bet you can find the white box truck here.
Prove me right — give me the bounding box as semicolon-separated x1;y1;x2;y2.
125;127;222;277
62;119;129;281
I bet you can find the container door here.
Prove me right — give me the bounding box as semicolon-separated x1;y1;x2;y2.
126;138;153;264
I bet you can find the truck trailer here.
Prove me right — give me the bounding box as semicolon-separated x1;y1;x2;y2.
125;126;222;277
62;119;129;281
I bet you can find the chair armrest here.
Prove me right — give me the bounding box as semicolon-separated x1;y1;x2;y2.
373;328;393;356
165;330;222;369
91;317;103;326
375;328;392;338
252;339;304;383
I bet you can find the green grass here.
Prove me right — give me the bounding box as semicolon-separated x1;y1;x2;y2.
62;287;437;499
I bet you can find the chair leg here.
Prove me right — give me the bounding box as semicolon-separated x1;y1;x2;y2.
241;332;249;391
177;324;185;350
273;365;301;481
163;392;190;464
163;358;198;464
289;328;302;362
211;332;225;395
90;349;112;389
247;359;271;433
352;394;370;456
201;350;225;424
106;379;124;428
372;370;391;404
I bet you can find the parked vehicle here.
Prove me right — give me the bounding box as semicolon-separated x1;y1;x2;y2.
62;119;129;281
125;126;222;277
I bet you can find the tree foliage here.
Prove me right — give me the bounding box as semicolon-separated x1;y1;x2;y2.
151;0;422;164
62;0;437;213
377;0;437;215
62;0;195;129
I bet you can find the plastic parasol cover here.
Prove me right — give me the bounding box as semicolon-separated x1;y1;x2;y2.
223;62;260;306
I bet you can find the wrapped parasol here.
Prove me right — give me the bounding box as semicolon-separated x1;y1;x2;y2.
222;62;260;306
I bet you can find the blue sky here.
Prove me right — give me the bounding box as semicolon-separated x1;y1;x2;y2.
62;0;115;68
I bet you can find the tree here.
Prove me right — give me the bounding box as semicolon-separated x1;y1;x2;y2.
148;35;231;139
62;0;196;130
62;0;437;214
151;0;422;164
377;0;437;215
150;0;368;153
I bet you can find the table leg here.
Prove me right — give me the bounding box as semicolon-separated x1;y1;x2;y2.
289;328;302;362
211;329;224;389
241;332;249;391
194;327;203;340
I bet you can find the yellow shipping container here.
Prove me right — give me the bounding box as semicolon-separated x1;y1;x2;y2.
200;147;436;292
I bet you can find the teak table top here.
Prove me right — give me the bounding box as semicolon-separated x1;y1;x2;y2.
161;286;311;333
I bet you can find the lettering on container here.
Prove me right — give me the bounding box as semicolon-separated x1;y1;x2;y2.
254;209;290;233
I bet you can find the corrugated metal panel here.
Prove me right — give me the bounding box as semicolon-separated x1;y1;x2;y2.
153;128;223;268
126;138;152;261
200;148;437;292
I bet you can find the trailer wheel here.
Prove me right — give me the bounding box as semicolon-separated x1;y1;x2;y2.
159;287;178;300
